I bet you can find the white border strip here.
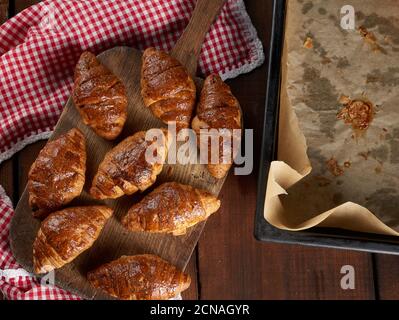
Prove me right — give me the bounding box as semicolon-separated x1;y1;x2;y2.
0;184;12;207
220;0;265;80
0;268;34;280
0;131;53;166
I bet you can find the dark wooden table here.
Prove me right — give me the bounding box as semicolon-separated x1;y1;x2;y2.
1;0;399;300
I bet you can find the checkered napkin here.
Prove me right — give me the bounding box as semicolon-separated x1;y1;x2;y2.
0;0;263;300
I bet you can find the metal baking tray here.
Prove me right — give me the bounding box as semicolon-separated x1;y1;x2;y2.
254;0;399;255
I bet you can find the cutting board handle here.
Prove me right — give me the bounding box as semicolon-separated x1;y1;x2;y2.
171;0;226;77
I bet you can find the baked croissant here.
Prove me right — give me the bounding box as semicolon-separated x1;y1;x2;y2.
141;47;196;131
28;128;86;219
73;51;127;140
87;254;190;300
191;74;242;179
33;206;113;274
90;129;170;200
122;182;221;236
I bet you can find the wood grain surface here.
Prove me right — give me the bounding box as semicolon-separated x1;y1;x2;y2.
1;0;398;301
0;0;7;23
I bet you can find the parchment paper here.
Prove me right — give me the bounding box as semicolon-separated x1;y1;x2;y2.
264;0;399;236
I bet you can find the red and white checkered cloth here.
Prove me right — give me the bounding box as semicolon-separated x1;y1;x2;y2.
0;0;263;300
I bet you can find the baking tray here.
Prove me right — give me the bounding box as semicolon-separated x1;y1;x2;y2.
254;0;399;255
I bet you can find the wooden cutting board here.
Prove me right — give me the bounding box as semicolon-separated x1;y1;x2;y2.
10;0;227;300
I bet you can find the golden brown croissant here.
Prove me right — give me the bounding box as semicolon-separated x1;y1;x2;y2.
73;51;127;140
87;254;190;300
122;182;221;236
191;74;242;179
28;128;86;219
141;47;196;131
33;206;113;274
90;129;170;200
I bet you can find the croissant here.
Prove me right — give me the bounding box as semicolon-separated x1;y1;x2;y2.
87;254;190;300
122;182;221;236
33;206;113;274
28;128;86;219
191;74;242;179
73;51;127;140
141;47;196;131
90;129;170;200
